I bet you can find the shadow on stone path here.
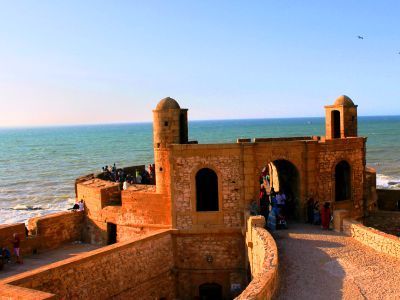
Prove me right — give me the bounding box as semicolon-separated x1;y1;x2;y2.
274;223;400;300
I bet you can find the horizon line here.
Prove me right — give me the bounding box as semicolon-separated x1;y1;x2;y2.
1;113;399;129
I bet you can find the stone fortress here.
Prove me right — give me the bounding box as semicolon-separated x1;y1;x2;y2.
0;96;399;299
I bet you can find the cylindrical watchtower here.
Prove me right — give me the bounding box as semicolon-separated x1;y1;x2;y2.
153;97;188;193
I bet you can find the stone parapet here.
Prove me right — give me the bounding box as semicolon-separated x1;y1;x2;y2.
237;216;279;300
343;218;400;259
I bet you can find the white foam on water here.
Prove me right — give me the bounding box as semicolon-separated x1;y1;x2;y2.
0;198;74;225
376;173;400;189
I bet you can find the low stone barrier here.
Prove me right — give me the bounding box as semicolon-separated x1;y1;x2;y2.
343;218;400;259
364;211;400;236
0;211;83;257
1;229;176;300
236;216;279;300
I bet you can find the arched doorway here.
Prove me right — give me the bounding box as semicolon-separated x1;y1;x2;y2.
269;159;300;220
199;283;222;300
335;160;351;201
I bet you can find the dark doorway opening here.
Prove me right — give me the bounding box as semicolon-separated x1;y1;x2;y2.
196;168;219;211
199;283;223;300
271;160;300;220
332;110;341;138
107;223;117;245
335;160;351;201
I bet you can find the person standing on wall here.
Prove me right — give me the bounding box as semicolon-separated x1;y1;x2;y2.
9;233;23;264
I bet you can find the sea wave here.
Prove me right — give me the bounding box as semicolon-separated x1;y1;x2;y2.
376;174;400;189
0;198;74;224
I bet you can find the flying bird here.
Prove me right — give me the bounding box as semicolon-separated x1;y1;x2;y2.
357;35;364;40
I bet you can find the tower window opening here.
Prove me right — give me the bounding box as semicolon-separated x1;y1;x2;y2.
196;168;218;211
332;110;341;138
164;121;169;126
335;160;351;201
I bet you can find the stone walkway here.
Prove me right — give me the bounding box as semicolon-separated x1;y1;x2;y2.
0;243;100;280
274;223;400;300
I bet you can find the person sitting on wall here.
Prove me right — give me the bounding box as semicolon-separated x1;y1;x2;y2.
1;246;11;264
78;199;85;211
68;199;80;211
9;233;22;264
123;179;130;190
141;169;150;184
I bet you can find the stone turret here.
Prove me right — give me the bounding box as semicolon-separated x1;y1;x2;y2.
325;95;358;139
153;97;188;193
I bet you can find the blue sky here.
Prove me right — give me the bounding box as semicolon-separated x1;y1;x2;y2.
0;1;399;126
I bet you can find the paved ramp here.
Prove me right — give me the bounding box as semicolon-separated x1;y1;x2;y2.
274;224;400;300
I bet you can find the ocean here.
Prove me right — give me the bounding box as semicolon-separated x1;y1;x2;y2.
1;116;399;224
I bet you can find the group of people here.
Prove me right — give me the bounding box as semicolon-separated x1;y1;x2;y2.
258;167;289;231
0;233;23;270
101;163;156;188
307;198;332;230
256;165;333;231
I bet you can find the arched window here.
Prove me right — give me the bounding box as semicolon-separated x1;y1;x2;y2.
335;161;351;201
332;110;341;138
196;168;218;211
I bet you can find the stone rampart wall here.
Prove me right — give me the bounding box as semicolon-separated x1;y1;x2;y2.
0;211;83;256
237;216;279;300
364;211;400;237
0;284;56;300
343;218;400;259
377;189;400;211
121;189;171;225
27;211;84;251
1;229;176;300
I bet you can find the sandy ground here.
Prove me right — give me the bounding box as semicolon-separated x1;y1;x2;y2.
274;223;400;300
0;243;100;280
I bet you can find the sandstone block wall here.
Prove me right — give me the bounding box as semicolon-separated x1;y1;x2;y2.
27;211;84;251
173;230;246;299
2;230;176;300
317;138;366;218
364;211;400;236
237;216;279;300
377;189;400;211
0;284;56;300
343;218;400;259
0;212;83;256
171;144;243;230
121;189;171;225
